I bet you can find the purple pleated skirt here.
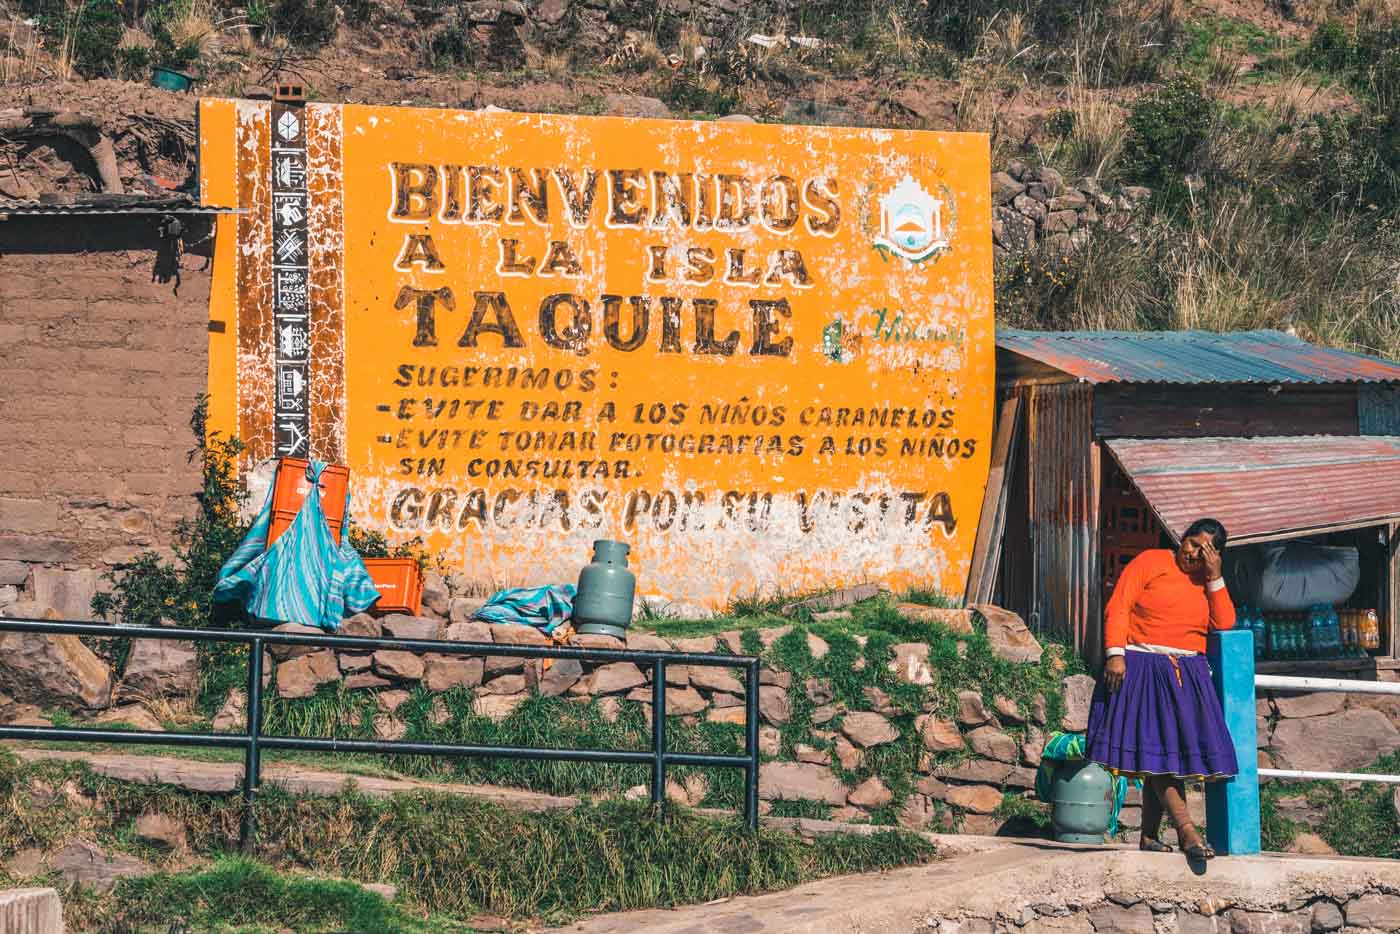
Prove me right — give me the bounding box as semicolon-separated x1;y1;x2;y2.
1085;651;1238;781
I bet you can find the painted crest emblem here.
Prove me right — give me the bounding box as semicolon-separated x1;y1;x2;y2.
874;175;948;263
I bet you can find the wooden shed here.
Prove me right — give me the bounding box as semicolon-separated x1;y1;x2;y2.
972;329;1400;673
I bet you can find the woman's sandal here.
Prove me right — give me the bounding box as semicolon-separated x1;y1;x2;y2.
1184;842;1216;861
1139;838;1174;854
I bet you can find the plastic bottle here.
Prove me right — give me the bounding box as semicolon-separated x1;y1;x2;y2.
1328;606;1342;658
1365;609;1382;651
1254;611;1269;661
1307;605;1324;657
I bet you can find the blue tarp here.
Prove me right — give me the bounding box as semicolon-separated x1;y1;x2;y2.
474;584;577;634
213;461;380;630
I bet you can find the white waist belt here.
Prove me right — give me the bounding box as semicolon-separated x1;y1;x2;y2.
1126;643;1199;657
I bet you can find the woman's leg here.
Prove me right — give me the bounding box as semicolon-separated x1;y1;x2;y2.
1156;778;1206;851
1139;779;1166;847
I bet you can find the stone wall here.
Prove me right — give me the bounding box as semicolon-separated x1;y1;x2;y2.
0;214;212;619
991;163;1150;266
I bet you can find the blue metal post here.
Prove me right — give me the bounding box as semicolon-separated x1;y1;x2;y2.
1206;629;1260;856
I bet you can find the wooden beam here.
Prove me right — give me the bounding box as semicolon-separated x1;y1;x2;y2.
1388;522;1400;659
966;394;1021;606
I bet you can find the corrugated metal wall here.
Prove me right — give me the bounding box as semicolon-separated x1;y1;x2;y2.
1360;384;1400;435
1024;383;1102;659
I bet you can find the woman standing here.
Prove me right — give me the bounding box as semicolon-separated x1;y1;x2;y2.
1086;518;1239;861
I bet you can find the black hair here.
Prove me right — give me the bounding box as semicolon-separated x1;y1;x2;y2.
1183;518;1228;552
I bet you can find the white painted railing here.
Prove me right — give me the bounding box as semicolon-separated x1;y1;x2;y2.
1256;674;1400;785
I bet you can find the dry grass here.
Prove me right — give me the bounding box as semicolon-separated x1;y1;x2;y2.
161;0;222;64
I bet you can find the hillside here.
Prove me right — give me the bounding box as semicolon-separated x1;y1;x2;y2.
2;0;1397;355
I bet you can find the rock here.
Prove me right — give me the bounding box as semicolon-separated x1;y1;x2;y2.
970;605;1043;664
916;776;949;798
966;726;1018;763
276;650;340;699
374;713;407;740
781;583;878;617
52;840;149;893
716;630;744;654
380;615;441;641
841;711;899;748
472;694;526;722
897;604;975;635
758;761;848;805
806;632;829;659
0;561;28;587
665;687;707;716
121;636;198;698
753;685;789;724
591;662;647;695
1022;726;1046;766
834;736;863;770
1089;903;1154;934
1005;766;1037;789
936;759;1013;784
707;707;747;725
0;618;112;710
760;668;792;689
1060;675;1096;733
449;597;486;623
1286;832;1336;856
920;716;964;753
595;696;621;723
422;573;450;616
340;613;382;639
1013;193;1047;225
481;674;526;695
135;812;187;851
898;794;934;830
1031;694;1048;724
805;677;834;704
848;776;893;808
811;702;845;724
794;743;827;764
345;673;393;690
995;207;1037;253
1034;166;1066;194
91;704;163;731
267;623;325;659
890;643;936;686
1271;692;1346;719
604;93;671;119
1229;910;1308;934
212;690;245;731
674;636;717;653
944;784;1002;814
485;653;525;677
1044;210;1078;234
1345;894;1400;929
339;653;372;673
992;171;1026;205
957;690;992;726
1048;190;1087;212
489;624;549;647
573;633;625;650
1310;901;1344;933
993;695;1024;723
536;658;583;696
27;567;99;621
371;650;424;683
758;725;781;757
1272;708;1400;772
625;632;673;652
689;666;744;694
428;696;450;726
711;692;742;708
1122;185;1151;203
5;846;46;875
444;621;493;643
376;689;411;713
757;626;792;648
423;655;484;692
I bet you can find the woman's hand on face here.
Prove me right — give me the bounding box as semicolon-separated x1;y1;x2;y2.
1104;655;1126;693
1201;541;1223;580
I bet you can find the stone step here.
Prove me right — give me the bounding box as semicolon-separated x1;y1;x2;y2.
0;888;64;934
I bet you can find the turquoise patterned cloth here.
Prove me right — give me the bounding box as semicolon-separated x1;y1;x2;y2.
213;461;380;630
475;584;577;634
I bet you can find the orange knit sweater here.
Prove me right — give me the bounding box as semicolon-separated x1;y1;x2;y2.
1105;549;1236;654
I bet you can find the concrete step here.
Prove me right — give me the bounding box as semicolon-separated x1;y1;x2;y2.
0;888;63;934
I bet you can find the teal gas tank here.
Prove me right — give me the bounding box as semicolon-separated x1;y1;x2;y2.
573;540;636;639
1050;760;1113;843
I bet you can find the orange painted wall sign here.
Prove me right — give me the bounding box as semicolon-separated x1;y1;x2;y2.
200;100;995;609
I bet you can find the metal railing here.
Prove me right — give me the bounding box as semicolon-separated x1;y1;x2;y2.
1255;672;1400;785
0;617;762;849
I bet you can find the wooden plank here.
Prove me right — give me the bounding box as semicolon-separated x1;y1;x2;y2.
1093;384;1358;439
1388;523;1400;659
966;394;1021;605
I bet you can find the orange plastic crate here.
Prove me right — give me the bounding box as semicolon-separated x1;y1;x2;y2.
363;558;424;616
267;457;349;546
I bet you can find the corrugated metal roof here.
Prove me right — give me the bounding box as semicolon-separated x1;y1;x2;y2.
997;329;1400;385
0;193;238;215
1105;435;1400;545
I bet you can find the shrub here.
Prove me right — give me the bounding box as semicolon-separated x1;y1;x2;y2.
428;13;474;69
25;0;124;77
1120;76;1215;197
271;0;338;48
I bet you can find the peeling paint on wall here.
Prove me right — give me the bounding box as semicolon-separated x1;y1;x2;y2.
202;101;995;608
